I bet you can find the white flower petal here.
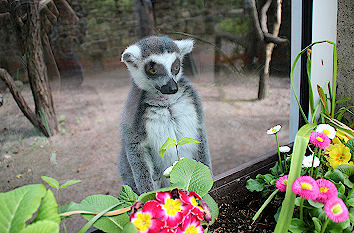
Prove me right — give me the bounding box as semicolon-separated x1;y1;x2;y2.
267;125;282;135
302;154;320;168
163;166;173;177
279;146;291;153
316;124;336;139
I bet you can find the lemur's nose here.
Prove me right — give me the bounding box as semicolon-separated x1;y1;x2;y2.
160;79;178;94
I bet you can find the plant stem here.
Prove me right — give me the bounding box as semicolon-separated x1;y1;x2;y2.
175;145;180;160
275;134;283;173
320;217;330;233
310;147;318;177
300;197;304;220
252;189;279;222
314;149;322;178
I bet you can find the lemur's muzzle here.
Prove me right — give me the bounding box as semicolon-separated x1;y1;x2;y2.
159;79;178;94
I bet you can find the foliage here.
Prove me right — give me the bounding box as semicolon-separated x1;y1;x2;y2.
0;184;60;233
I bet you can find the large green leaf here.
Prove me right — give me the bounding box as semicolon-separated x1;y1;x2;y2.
0;184;47;233
34;189;60;224
117;185;138;203
170;158;213;197
274;123;316;233
202;194;219;225
122;222;138;233
78;195;130;233
18;220;59;233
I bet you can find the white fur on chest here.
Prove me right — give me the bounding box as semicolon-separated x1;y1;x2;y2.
144;94;200;165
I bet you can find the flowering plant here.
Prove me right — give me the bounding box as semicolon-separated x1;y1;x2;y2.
246;41;354;233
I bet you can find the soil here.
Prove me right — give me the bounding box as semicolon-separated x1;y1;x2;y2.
209;191;281;233
0;68;290;232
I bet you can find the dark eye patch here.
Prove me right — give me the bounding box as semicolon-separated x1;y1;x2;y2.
171;58;180;75
144;61;166;77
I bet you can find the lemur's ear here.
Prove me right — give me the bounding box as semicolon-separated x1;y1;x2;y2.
174;39;194;56
121;44;141;67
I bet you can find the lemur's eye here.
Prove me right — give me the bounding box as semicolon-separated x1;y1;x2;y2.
149;68;157;74
171;58;180;75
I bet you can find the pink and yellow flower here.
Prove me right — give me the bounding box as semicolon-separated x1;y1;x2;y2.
276;175;288;192
315;179;338;204
292;176;319;201
130;200;165;233
309;132;331;149
176;215;204;233
324;197;349;223
156;191;192;228
179;190;204;220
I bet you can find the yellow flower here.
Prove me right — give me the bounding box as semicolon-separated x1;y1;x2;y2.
325;143;352;169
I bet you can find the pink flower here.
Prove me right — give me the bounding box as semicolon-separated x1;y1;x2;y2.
292;176;319;201
276;175;289;192
130;200;165;233
309;132;331;149
156;191;192;228
179;190;204;220
176;215;204;233
324;197;349;223
315;179;338;204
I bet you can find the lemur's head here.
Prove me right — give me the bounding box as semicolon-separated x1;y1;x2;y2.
121;36;194;95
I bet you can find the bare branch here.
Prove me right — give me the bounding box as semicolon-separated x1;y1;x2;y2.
249;0;264;41
0;68;50;137
0;12;10;21
260;0;272;33
264;32;288;44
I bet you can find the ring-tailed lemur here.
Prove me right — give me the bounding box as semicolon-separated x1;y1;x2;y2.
119;36;211;194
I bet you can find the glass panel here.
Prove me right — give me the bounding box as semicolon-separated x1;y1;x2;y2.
0;0;290;228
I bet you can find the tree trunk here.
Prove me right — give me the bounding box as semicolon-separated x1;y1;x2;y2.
25;0;58;135
136;0;155;38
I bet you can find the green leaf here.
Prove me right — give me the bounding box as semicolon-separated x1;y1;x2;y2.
246;179;265;192
312;217;321;232
158;137;177;157
177;137;200;146
335;165;354;188
289;218;307;233
122;222;138;233
60;201;80;214
41;176;59;189
60;180;81;189
170;158;213;197
0;184;47;233
345;139;354;156
19;220;59;233
334;182;346;195
77;195;129;233
308;199;324;208
336;98;351;105
346;198;354;207
34;190;60;224
325;169;346;185
327;219;350;232
274;123;316;233
349;208;354;223
202;194;219;225
117;185;138;203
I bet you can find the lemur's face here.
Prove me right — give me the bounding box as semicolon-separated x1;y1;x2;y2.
121;36;194;95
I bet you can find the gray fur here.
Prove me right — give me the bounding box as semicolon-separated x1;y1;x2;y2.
119;36;211;194
138;36;180;58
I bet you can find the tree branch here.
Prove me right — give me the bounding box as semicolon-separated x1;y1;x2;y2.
260;0;272;33
0;12;10;21
250;0;264;41
0;68;50;137
264;32;288;44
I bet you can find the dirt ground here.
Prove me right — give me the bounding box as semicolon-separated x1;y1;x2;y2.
0;69;290;232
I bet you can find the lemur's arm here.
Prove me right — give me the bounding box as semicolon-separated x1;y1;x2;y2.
182;77;212;170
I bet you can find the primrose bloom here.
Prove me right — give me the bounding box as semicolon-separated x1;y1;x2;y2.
325;142;352;169
315;179;338;204
279;146;291;153
324;197;349;223
276;175;288;192
176;215;204;233
316;124;336;139
292;176;319;201
156;191;192;228
302;154;320;168
267;125;282;135
130;201;164;233
309;132;331;149
179;190;204;220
